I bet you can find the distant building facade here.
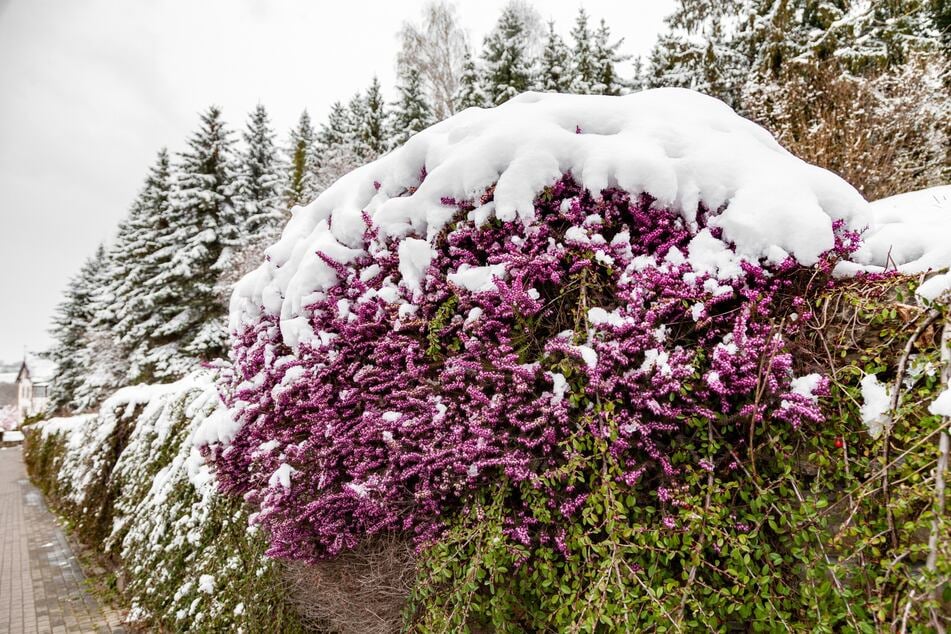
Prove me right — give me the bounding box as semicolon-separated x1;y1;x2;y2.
15;353;55;421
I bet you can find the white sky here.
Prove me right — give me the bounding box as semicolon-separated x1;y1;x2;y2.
0;0;673;363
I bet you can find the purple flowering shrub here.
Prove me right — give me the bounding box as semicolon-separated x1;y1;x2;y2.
214;175;857;567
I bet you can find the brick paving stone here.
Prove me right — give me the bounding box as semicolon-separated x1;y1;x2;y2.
0;446;125;633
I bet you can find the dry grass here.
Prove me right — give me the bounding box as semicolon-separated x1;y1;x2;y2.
281;535;416;634
745;52;949;201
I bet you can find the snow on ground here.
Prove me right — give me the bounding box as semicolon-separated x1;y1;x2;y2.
1;430;24;442
231;88;873;352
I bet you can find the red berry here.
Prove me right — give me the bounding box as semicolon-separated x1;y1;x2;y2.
834;438;844;449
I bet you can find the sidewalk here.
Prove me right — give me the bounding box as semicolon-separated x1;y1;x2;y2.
0;445;124;633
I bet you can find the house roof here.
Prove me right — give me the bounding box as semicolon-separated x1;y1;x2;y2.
18;352;56;385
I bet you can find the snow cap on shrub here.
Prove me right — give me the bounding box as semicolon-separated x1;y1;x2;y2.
231;88;870;349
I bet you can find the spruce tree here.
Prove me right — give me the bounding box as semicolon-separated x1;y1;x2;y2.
569;8;597;94
104;149;177;384
536;21;572;92
314;101;362;191
646;0;752;108
151;105;237;374
481;1;539;105
236;104;284;240
591;19;630;95
455;50;487;108
346;92;370;162
47;246;107;412
389;68;434;146
361;77;389;157
283;110;317;209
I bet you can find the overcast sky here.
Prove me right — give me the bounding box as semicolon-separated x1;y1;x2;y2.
0;0;673;363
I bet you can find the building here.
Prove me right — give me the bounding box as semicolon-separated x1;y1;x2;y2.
15;353;56;421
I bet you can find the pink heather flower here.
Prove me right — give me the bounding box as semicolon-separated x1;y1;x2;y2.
212;175;856;563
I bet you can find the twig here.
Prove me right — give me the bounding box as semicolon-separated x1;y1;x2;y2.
883;308;942;549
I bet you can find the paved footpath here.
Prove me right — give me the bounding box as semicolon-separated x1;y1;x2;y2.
0;445;125;633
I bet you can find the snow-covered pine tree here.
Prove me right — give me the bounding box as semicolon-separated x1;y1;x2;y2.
568;7;597;94
361;77;389;157
149;106;237;375
47;246;107;412
591;18;630;95
314;101;362;191
346;91;371;163
454;49;487;109
481;0;541;105
93;149;177;387
389;68;434;147
397;0;469;121
646;0;752;108
536;20;572;92
283;110;317;209
236;104;285;241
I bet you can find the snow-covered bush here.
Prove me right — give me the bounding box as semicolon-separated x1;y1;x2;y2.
23;373;304;633
207;90;950;629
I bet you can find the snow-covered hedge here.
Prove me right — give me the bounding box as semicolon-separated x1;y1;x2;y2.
209;90;950;630
23;372;304;633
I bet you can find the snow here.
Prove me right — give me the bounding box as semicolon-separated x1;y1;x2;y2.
464;307;484;326
640;348;673;377
29;415;94;439
197;574;215;594
550;372;568;403
447;264;507;292
268;463;296;489
687;229;747;280
1;430;24;442
398;238;433;294
929;380;951;417
790;373;823;403
859;374;891;439
587;307;627;327
231;89;871;351
22;352;56;383
840;185;951;298
576;345;598;368
918;273;951;303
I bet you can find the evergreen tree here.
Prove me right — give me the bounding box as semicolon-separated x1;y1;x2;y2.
314;101;362;191
236;104;284;240
47;246;107;412
569;7;598;94
360;77;389;157
346;91;370;162
105;149;177;384
591;19;630;95
151;105;237;374
646;0;752;108
454;50;487;108
536;21;572;92
283;110;317;209
389;68;434;146
481;1;540;105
